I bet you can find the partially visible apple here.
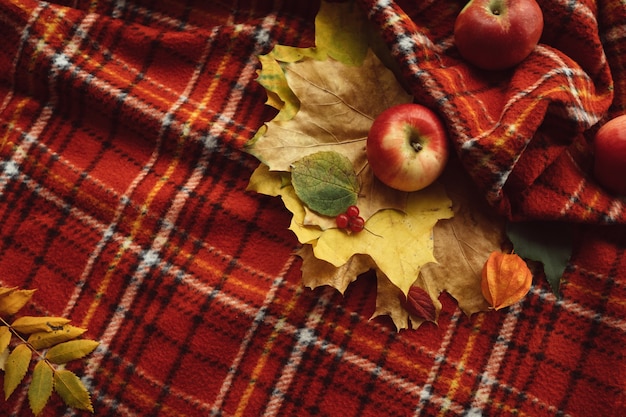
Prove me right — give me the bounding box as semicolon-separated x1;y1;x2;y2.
453;0;544;71
593;114;626;196
366;103;449;192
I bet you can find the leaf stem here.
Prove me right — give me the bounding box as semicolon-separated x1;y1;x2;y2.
0;316;57;373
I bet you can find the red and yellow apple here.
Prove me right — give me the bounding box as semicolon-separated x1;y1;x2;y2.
453;0;544;71
593;114;626;196
366;103;449;192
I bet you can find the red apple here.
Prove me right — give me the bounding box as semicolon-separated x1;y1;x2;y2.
593;114;626;196
366;103;449;192
453;0;544;71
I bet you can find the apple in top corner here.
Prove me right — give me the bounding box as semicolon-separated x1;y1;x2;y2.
366;103;449;192
453;0;544;71
593;114;626;196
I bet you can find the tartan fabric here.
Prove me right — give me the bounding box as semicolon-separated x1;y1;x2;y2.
362;0;624;223
0;1;624;417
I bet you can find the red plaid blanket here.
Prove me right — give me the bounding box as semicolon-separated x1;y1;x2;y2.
0;0;624;416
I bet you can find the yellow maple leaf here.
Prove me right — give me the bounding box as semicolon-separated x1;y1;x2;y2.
313;185;452;296
249;162;453;294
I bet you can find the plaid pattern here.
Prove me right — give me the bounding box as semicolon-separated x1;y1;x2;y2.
0;1;624;416
363;0;624;223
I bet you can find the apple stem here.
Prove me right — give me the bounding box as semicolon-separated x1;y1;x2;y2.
411;142;423;152
488;0;502;15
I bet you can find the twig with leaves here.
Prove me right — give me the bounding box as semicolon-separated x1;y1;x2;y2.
0;286;99;415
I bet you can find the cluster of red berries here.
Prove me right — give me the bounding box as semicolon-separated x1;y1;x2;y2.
335;205;365;233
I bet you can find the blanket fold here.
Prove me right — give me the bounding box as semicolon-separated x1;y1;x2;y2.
359;0;625;223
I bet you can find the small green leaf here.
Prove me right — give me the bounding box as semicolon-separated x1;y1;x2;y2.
0;289;37;317
4;343;32;400
28;361;54;416
28;325;88;350
291;151;359;217
506;221;574;296
46;339;99;365
54;369;94;413
10;316;71;335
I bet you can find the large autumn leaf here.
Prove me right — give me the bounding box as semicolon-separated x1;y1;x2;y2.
247;49;410;172
246;49;412;224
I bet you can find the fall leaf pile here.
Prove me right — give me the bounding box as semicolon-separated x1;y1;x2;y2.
245;1;567;330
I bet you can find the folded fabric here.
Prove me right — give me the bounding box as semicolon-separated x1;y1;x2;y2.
360;0;625;223
0;1;624;417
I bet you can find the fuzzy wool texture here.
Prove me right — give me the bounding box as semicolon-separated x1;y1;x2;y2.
0;0;624;416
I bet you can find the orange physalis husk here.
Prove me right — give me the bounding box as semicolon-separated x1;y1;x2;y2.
481;251;533;310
